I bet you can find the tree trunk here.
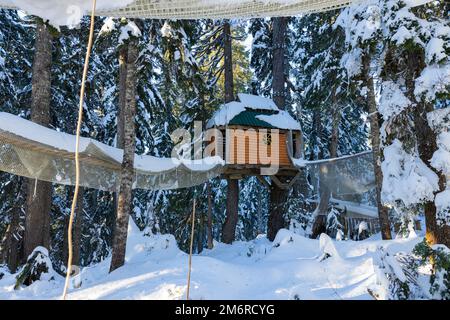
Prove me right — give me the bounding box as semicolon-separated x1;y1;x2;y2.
5;211;21;272
5;219;19;273
414;101;446;246
222;179;239;244
23;20;53;261
197;208;204;254
0;177;26;273
117;45;127;149
256;186;263;235
267;17;288;241
223;21;234;103
413;101;447;246
1;195;22;273
272;17;287;110
62;213;69;266
72;187;84;267
110;38;138;272
267;184;288;241
311;184;331;239
112;43;128;235
311;102;340;239
362;53;392;240
221;20;240;244
405;50;448;247
206;182;214;249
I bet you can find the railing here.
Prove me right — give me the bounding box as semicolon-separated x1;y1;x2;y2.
343;216;380;240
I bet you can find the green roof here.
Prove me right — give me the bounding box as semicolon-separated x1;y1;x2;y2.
228;109;278;128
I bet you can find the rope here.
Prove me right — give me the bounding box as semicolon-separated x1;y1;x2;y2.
186;198;196;300
62;0;97;300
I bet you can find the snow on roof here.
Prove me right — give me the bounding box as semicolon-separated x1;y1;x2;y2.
207;94;301;131
256;110;301;131
237;93;279;111
310;198;378;219
206;101;246;129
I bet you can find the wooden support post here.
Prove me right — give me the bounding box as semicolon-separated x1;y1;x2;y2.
286;171;302;189
256;175;271;190
268;171;301;190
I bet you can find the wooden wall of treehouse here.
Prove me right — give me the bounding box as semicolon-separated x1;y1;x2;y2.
209;126;302;167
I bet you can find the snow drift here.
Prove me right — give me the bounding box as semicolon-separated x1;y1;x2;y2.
0;220;424;300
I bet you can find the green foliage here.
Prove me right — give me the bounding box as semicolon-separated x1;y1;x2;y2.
371;247;420;300
14;247;54;289
373;241;450;300
326;206;345;239
238;177;269;240
414;240;450;299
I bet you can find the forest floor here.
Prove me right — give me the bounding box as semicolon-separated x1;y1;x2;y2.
0;221;423;300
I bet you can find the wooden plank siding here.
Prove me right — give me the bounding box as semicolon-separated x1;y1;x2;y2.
226;128;292;166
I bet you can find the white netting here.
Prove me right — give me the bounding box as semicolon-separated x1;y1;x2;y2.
0;113;224;192
96;0;355;19
0;0;357;20
294;150;376;196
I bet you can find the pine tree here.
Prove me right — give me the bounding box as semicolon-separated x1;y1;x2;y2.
152;19;221;251
23;18;54;260
220;20;240;244
0;9;33;272
335;1;393;239
45;16;120;271
291;11;371;238
249;18;272;96
379;0;450;246
238;177;269;240
292;12;343;238
267;17;289;241
79;17;121;267
50;19;91;271
110;19;141;272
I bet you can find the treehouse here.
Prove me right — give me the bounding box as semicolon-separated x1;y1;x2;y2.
206;94;303;185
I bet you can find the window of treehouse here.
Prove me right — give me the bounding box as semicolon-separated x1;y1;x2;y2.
262;133;272;146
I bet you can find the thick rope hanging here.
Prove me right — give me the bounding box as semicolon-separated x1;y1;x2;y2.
62;0;97;300
186;198;196;300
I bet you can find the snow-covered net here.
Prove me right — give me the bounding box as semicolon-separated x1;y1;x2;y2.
0;1;357;22
0;113;224;192
294;150;376;196
96;0;355;19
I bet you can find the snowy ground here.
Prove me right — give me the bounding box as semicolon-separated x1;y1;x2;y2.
0;221;423;300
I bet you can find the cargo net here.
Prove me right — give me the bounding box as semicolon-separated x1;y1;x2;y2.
96;0;356;19
0;113;224;192
294;150;376;197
